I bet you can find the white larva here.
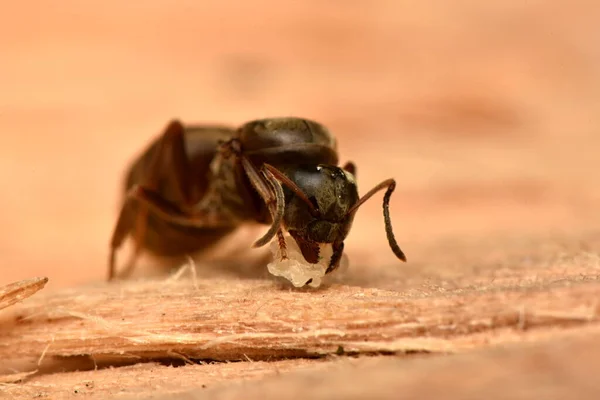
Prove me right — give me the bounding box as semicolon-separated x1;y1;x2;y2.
267;234;349;288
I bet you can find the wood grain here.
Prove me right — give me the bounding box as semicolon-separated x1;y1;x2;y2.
0;272;599;399
1;274;598;369
2;0;600;398
0;277;48;311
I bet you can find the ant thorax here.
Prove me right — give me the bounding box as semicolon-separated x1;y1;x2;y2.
195;151;250;225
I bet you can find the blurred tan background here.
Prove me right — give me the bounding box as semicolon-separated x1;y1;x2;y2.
1;0;599;291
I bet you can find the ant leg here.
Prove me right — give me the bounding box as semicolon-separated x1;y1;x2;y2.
276;229;288;260
114;213;146;280
237;157;286;248
108;200;136;280
109;120;199;281
109;196;147;280
263;168;288;260
145;119;198;205
218;139;287;253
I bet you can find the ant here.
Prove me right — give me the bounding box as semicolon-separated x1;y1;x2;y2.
108;117;406;282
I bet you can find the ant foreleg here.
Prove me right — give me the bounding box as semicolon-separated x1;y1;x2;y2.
217;139;288;255
239;158;286;249
276;229;288;261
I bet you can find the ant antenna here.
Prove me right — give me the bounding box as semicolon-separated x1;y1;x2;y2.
346;178;407;262
252;166;286;247
236;157;286;248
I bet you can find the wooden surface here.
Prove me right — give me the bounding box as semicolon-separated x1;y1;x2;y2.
2;275;597;367
0;277;48;312
1;235;599;398
1;0;600;398
151;331;600;400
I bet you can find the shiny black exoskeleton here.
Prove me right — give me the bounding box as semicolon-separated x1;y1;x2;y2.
109;117;406;282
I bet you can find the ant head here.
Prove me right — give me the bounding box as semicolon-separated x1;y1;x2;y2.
254;163;407;268
280;164;359;263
